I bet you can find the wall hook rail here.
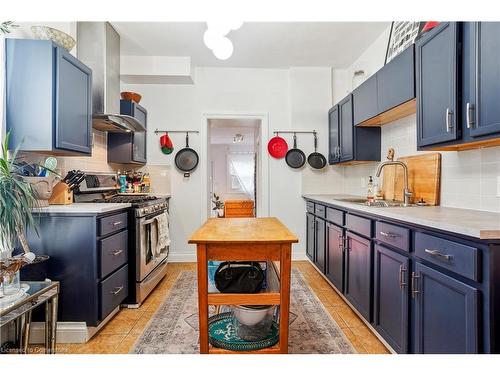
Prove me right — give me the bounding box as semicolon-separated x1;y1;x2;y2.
273;130;317;136
154;129;200;135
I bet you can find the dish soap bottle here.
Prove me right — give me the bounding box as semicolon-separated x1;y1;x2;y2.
367;176;375;202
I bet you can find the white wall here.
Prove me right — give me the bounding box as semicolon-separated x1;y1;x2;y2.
308;24;500;213
122;66;332;261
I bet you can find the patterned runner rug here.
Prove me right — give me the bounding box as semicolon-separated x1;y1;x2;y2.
132;269;356;354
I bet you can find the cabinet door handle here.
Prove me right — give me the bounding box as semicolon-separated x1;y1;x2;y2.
110;286;124;295
380;231;397;238
399;264;407;290
110;249;124;256
445;108;453;133
112;221;123;227
338;234;343;251
466;102;475;129
424;248;453;261
411;272;420;298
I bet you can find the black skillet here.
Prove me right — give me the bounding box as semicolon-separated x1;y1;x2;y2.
285;133;306;169
175;132;199;173
307;133;327;169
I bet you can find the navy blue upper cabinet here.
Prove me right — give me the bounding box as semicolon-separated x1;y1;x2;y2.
353;74;378;125
467;22;500;138
413;262;478;353
416;22;459;147
345;231;372;321
377;45;415;114
339;95;354;162
5;39;92;155
107;100;147;164
326;222;344;291
328;105;340;164
374;245;409;353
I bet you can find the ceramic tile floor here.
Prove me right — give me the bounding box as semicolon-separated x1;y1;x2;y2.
31;261;389;354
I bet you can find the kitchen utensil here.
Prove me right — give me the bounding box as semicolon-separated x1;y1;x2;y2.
49;182;73;205
267;135;288;159
174;133;199;173
30;26;76;51
69;173;86;191
160;133;174;155
62;170;75;183
381;152;441;205
285;133;306;169
233;305;275;326
120;91;142;104
39;157;57;177
307;133;327;169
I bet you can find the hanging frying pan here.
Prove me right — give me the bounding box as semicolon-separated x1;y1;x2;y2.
160;133;174;154
285;133;306;169
307;133;327;170
175;132;199;173
267;134;288;159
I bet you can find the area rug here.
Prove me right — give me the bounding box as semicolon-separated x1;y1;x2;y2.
131;269;356;354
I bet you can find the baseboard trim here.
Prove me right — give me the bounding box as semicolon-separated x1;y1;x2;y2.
168;250;308;263
29;322;88;344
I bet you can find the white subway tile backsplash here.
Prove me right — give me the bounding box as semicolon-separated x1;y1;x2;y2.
302;113;500;213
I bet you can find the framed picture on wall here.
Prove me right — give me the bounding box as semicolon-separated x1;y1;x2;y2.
385;21;425;64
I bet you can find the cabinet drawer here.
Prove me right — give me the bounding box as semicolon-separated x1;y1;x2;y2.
100;264;128;320
315;204;326;218
99;230;128;278
326;207;344;226
414;232;480;282
375;221;410;252
346;213;372;238
98;212;128;236
306;201;315;213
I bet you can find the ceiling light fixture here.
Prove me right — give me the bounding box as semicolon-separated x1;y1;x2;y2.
203;21;243;61
233;134;244;143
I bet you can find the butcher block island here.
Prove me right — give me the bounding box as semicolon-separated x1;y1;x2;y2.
188;217;298;354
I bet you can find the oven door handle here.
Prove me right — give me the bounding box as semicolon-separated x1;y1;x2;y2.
140;217;157;226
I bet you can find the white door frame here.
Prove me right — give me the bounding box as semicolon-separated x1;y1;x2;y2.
200;112;270;223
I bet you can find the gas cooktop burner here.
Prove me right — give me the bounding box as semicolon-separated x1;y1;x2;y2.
94;195;160;204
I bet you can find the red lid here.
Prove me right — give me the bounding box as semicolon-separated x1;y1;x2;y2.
160;134;173;149
267;136;288;159
422;21;439;33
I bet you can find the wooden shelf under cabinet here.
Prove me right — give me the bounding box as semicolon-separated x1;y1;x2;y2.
356;99;416;128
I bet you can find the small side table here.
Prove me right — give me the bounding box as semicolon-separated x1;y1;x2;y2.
0;281;59;354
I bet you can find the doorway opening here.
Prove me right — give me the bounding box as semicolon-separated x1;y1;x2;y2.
207;118;261;218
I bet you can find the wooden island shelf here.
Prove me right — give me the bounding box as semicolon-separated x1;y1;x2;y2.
189;217;298;354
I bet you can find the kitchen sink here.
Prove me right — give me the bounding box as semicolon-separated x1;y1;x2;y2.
334;197;418;207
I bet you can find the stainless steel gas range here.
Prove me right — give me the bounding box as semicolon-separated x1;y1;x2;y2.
75;172;170;307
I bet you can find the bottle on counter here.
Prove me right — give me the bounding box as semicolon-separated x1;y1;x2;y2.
142;173;151;193
367;176;375;202
118;171;127;193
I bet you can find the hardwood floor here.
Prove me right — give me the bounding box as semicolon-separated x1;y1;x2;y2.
32;261;389;354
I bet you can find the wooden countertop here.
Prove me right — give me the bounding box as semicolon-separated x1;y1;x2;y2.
188;217;298;244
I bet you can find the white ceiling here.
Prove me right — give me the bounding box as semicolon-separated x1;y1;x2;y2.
111;22;389;68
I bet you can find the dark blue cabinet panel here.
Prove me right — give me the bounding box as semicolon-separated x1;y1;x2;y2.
345;231;372;321
374;245;409;353
6;39;92;155
108;100;147;164
468;22;500;137
326;222;344;291
413;262;478;353
339;95;354;162
353;74;378;125
314;217;326;274
328;105;340;164
377;45;415;114
416;22;459;147
306;213;315;262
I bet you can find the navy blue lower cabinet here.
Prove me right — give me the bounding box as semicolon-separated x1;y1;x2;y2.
412;262;479;353
374;245;409;353
345;231;372;321
306;213;315;262
326;222;344;292
314;217;326;274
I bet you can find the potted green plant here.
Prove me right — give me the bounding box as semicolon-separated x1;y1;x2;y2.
0;133;39;295
212;193;224;218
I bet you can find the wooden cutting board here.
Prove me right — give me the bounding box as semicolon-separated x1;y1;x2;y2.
381;153;441;205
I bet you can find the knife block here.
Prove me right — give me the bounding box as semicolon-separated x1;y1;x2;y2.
48;182;73;205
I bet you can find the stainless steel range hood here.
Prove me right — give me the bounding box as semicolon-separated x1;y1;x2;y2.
77;22;145;133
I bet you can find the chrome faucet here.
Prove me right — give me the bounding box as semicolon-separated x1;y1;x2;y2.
376;159;413;207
